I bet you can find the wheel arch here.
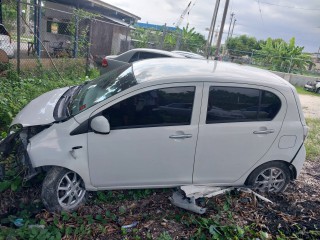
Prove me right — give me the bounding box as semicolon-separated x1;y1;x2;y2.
245;160;297;185
38;165;88;188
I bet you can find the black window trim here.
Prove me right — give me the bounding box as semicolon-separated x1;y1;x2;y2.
206;86;282;124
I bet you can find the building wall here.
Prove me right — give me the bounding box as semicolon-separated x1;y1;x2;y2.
41;2;131;58
41;2;73;54
90;20;114;57
272;71;320;87
111;25;130;55
90;20;129;57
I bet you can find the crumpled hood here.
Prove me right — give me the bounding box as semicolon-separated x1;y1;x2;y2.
11;87;70;127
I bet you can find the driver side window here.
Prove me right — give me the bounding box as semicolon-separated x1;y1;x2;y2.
102;86;195;130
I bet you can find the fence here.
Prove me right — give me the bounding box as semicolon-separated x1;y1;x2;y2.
1;0;133;78
126;26;319;77
1;0;319;78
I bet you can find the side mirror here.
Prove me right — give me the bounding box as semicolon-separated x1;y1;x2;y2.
90;116;110;134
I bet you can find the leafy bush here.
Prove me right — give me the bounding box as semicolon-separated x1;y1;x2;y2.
0;62;97;137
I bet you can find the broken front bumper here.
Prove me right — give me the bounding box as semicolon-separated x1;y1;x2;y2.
0;131;38;181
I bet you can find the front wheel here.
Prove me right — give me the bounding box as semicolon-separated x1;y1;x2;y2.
41;167;87;212
246;162;291;193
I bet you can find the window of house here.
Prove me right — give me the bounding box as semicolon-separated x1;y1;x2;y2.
47;21;71;35
103;86;195;129
206;86;281;123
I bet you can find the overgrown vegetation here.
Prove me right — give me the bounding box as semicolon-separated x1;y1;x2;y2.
256;37;313;74
225;35;314;74
131;25;206;53
305;118;320;161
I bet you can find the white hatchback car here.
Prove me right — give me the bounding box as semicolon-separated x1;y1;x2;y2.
0;59;307;212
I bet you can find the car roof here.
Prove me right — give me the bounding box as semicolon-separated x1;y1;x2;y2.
126;48;185;58
172;50;205;59
132;58;291;88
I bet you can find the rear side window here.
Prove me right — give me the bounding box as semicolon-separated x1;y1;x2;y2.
259;91;281;120
206;86;281;124
129;52;169;63
129;52;139;62
103;86;195;129
139;52;168;60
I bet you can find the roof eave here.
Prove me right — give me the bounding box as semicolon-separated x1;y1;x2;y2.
88;0;141;20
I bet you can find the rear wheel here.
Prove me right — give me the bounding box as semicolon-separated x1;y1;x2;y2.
246;162;290;193
316;88;320;94
41;167;87;212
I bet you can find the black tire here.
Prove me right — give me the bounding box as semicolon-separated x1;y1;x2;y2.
316;88;320;94
41;167;87;212
246;161;291;193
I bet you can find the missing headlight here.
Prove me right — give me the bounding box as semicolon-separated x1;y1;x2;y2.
8;124;23;135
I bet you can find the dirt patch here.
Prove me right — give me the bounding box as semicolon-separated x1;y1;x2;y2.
299;94;320;119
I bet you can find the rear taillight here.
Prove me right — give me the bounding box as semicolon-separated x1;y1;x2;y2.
101;58;108;67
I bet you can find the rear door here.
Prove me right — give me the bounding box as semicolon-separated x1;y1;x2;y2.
193;83;286;184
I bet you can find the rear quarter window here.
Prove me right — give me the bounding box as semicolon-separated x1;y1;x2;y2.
206;86;282;124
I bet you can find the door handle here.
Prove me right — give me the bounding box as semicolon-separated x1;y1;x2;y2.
253;129;274;134
169;134;193;139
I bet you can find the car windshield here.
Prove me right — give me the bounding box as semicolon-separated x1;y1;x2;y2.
69;64;137;116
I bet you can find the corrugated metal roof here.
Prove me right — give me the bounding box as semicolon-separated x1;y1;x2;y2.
135;22;177;32
46;0;140;22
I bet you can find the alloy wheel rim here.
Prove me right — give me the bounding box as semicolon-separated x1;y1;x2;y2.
57;171;86;209
254;167;286;192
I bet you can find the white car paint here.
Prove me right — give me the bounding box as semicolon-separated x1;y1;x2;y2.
8;59;307;192
0;34;14;58
11;87;70;127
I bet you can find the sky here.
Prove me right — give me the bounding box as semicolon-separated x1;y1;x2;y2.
105;0;320;53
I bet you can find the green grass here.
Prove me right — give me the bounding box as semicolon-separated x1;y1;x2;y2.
305;118;320;161
296;86;319;96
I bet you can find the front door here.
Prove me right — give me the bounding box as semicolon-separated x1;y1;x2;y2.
193;83;286;184
88;83;203;188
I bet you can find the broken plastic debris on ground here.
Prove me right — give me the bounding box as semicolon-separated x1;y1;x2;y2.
170;186;273;214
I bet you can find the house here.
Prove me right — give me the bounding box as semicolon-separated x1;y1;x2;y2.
36;0;140;57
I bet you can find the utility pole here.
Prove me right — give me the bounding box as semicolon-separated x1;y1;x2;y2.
230;18;236;38
17;0;21;74
226;12;235;41
205;0;220;59
160;23;167;50
0;0;2;24
214;0;230;58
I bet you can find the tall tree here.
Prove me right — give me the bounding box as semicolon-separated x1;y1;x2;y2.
256;37;312;73
180;25;206;53
226;35;261;56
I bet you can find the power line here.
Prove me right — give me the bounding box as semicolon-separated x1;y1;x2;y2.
258;1;320;11
257;0;264;24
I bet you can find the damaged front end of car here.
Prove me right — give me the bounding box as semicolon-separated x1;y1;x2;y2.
0;124;50;181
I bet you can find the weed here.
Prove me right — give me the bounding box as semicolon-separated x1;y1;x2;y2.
305;118;320;161
157;231;172;240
